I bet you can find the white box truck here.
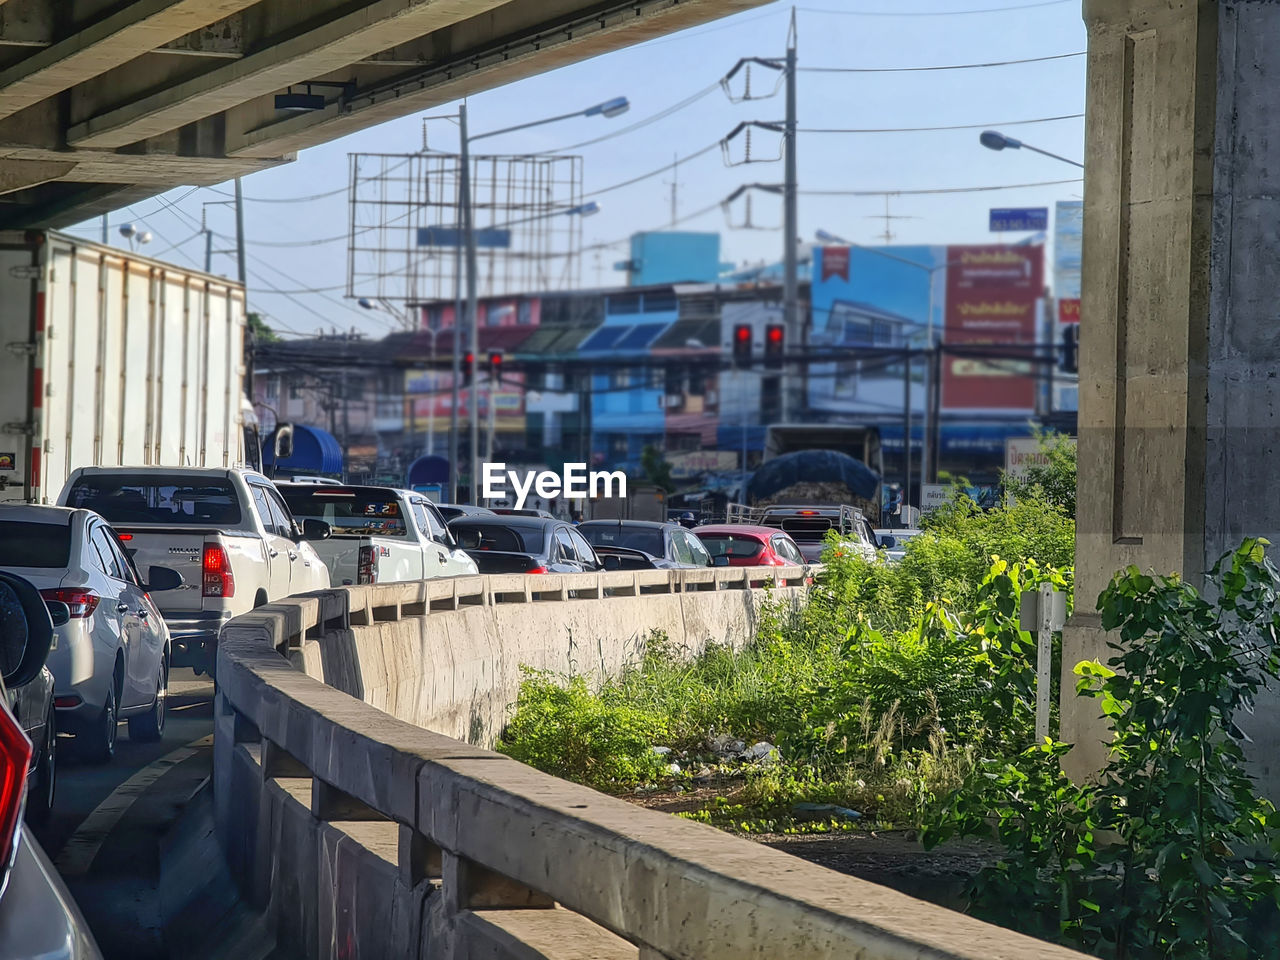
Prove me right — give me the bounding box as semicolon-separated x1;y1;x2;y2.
0;230;259;503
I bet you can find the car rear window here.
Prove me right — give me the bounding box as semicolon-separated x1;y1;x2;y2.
767;515;839;542
451;522;543;553
65;475;243;527
278;489;407;537
579;526;664;557
0;520;71;567
697;534;764;559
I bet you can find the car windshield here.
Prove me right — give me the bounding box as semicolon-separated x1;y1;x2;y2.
66;475;243;527
278;489;407;537
579;525;664;556
0;520;71;567
450;522;544;553
697;534;764;559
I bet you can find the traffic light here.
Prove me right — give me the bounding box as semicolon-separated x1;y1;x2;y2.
1061;324;1078;374
731;323;752;368
463;351;475;385
488;351;503;382
764;323;784;369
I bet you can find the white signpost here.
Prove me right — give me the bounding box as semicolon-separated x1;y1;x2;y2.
1020;584;1068;742
920;483;951;515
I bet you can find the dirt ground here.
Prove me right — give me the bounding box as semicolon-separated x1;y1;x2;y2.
628;786;998;912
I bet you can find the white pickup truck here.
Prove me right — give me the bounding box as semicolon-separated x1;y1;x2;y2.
275;483;477;585
59;466;333;674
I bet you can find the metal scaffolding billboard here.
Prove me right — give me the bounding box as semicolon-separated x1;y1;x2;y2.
346;152;585;308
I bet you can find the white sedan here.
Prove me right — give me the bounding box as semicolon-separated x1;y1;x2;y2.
0;504;183;762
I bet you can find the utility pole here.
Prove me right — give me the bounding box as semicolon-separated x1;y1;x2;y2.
448;136;463;503
780;8;798;424
665;152;679;227
202;209;213;273
100;214;108;244
460;105;481;505
341;366;351;483
233;177;247;286
927;344;942;484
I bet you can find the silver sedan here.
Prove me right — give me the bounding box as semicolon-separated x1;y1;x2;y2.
0;505;182;763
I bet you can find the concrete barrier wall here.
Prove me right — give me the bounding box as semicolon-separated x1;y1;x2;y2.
213;567;1092;960
294;568;794;745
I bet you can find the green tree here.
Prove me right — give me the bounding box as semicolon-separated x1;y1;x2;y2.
1003;428;1076;517
640;444;674;493
247;311;280;344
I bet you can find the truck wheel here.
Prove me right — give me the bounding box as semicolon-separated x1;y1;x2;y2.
79;678;118;764
26;703;55;826
129;653;167;743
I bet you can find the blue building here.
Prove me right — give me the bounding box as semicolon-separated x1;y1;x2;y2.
579;287;680;465
617;232;724;286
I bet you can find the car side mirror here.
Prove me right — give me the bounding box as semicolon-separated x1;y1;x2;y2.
0;572;55;689
603;554;621;571
274;423;295;460
146;566;185;592
302;519;332;541
880;535;896;549
712;555;730;567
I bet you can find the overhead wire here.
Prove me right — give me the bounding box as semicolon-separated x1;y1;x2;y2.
797;177;1083;196
798;0;1073;16
799;113;1083;133
800;51;1083;72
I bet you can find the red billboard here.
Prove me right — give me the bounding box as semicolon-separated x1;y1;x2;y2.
942;244;1044;411
1057;297;1080;325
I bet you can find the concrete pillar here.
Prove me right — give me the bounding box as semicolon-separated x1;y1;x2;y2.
1064;0;1280;792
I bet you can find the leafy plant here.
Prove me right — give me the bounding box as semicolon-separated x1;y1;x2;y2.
1003;428;1077;517
927;539;1280;958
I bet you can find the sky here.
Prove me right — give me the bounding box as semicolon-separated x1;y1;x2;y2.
67;0;1087;339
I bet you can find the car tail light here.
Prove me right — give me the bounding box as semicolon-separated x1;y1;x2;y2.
357;545;377;585
203;543;236;598
0;703;32;882
117;533;132;541
525;566;547;575
40;587;100;618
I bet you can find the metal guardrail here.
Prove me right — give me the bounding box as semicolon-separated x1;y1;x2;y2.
212;567;1091;960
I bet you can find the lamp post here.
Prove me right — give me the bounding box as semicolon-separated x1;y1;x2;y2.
978;130;1084;169
457;97;628;503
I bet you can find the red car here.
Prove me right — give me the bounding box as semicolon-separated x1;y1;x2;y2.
692;524;807;567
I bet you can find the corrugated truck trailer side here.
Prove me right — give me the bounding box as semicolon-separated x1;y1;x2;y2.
0;230;251;503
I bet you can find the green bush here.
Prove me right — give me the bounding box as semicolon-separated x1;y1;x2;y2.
926;539;1280;959
497;669;669;791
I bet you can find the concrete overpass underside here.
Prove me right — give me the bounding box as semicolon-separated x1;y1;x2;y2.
0;0;763;228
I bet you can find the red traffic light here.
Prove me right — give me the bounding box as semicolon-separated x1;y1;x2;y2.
766;325;784;344
488;351;503;366
464;351;474;365
734;325;751;342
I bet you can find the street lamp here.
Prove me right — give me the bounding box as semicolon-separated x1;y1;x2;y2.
979;130;1084;169
456;96;629;504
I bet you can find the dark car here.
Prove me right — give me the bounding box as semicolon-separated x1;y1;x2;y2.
434;503;497;523
447;516;604;574
577;520;714;569
490;507;557;520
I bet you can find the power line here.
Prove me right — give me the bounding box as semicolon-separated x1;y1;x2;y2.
801;51;1083;72
583;140;722;199
798;177;1082;196
537;82;722;155
799;113;1083;134
798;0;1072;16
206;183;349;204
